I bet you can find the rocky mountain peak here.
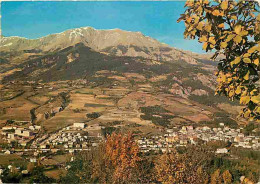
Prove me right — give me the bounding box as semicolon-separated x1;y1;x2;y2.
0;26;205;65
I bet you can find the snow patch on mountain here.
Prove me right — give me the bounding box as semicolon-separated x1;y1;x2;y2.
0;42;13;47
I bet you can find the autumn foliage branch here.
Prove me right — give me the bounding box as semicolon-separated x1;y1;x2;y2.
178;0;260;121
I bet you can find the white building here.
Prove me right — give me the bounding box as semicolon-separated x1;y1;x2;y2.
216;148;229;154
7;134;15;140
30;158;37;163
219;123;225;127
2;127;13;130
73;123;85;129
4;150;11;155
15;129;33;137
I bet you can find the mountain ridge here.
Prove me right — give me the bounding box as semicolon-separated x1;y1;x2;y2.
0;26;166;50
0;26;211;65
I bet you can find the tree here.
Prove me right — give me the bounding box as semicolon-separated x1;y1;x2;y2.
154;147;210;184
154;150;186;184
178;0;260;121
222;170;232;184
104;133;141;183
61;153;93;184
182;147;210;184
29;166;56;183
210;169;222;184
86;112;101;119
30;108;37;124
61;133;142;183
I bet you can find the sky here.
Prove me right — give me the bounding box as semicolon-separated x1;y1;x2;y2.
1;1;204;53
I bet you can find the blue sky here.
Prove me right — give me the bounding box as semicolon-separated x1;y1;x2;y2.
1;1;204;53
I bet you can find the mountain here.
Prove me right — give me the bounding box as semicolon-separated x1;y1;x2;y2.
0;27;199;65
0;26;243;133
0;26;218;90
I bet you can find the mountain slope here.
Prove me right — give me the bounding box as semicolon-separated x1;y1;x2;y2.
0;27;198;65
0;27;243;131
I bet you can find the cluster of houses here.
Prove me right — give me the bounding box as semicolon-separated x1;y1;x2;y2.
0;125;41;147
30;123;103;152
0;121;103;156
137;124;260;153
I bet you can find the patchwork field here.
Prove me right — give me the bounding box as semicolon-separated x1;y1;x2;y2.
0;67;244;136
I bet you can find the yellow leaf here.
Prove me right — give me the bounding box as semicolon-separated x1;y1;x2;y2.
254;59;259;66
251;95;260;104
221;74;226;82
229;90;235;97
220;1;228;10
243;53;251;58
185;1;194;7
226;34;235;42
230;57;241;67
244;110;251;118
248;46;257;53
202;42;208;50
235;86;242;95
239;30;248;36
193;15;200;24
220;34;226;39
199;35;207;42
187;17;192;23
197;6;203;13
234;25;242;34
255;107;260;113
188;26;194;32
218;23;225;28
197;22;204;30
191;30;196;36
203;0;209;5
220;42;228;49
250;89;257;95
212;10;220;16
231;15;237;20
240;96;250;105
209;37;216;45
234;35;242;44
244;71;250;80
205;24;211;32
257;45;260;52
257;14;260;21
243;58;251;64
